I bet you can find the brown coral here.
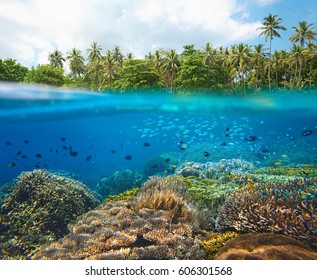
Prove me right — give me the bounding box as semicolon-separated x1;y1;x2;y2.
33;190;207;260
217;178;317;247
0;169;100;259
215;233;317;260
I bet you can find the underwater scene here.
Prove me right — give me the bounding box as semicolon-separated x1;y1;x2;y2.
0;83;317;260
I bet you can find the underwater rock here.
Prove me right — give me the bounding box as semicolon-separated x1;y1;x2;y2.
215;233;317;260
0;169;100;259
95;169;143;199
217;177;317;246
143;156;169;178
33;176;208;260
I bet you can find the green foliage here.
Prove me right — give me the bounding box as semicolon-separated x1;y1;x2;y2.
114;59;163;89
24;64;64;86
0;59;28;82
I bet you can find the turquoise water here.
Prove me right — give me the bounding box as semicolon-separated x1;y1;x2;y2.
1;84;317;188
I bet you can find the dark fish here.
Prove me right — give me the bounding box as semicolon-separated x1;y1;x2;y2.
62;145;68;150
16;151;22;156
221;142;227;146
165;158;171;163
225;132;230;137
261;148;270;153
301;130;315;136
70;151;78;157
7;162;15;167
290;136;295;141
152;164;159;168
56;149;58;153
24;140;29;144
226;127;230;131
143;142;151;147
86;155;92;161
204;151;210;157
35;153;42;158
5;141;12;146
60;137;66;142
21;155;28;159
50;148;53;152
110;149;116;153
125;155;133;160
244;136;257;142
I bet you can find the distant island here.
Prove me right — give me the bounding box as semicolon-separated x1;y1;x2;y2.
1;14;316;93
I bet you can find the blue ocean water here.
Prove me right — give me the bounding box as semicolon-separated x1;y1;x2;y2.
0;84;317;188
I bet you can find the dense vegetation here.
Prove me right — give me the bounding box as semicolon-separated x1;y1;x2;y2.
1;14;317;93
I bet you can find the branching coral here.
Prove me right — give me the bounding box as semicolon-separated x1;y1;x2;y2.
217;178;317;246
0;169;100;259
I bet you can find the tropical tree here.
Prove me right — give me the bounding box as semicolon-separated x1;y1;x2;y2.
49;49;65;70
162;49;180;91
202;42;215;67
303;43;317;87
271;50;287;88
251;44;266;89
87;42;102;61
66;48;85;77
112;45;124;67
258;14;287;91
101;50;117;86
225;43;252;92
289;45;305;88
87;58;103;90
290;21;317;48
24;64;64;86
0;58;28;82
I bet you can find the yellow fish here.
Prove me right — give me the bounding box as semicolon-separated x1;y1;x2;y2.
281;154;287;158
275;161;282;166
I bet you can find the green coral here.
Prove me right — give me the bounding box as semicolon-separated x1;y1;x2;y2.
104;188;140;202
255;165;317;177
202;231;239;259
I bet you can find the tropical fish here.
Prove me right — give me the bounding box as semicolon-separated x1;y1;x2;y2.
204;151;210;157
86;155;92;161
274;161;282;166
60;137;66;141
70;151;78;157
110;149;116;153
143;142;151;147
125;155;133;160
165;158;171;162
5;141;12;146
244;136;257;142
7;162;15;167
35;153;42;158
24;140;29;144
301;129;315;136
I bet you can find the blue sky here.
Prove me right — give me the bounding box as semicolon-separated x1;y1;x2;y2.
0;0;316;68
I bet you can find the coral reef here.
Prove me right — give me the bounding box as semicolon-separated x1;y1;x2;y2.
143;156;169;178
0;170;100;259
175;159;255;180
255;164;317;177
95;169;143;199
215;233;317;260
104;188;140;202
33;176;208;260
202;231;239;259
217;178;317;246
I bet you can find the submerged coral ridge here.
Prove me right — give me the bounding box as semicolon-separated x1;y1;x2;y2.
217;178;317;246
0;170;100;259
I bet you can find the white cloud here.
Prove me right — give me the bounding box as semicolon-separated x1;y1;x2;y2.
0;0;262;67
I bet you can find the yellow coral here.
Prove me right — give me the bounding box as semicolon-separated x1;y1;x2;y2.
104;188;140;202
202;231;239;259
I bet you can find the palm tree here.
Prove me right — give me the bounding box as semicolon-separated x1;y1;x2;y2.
252;44;266;89
289;45;305;88
112;45;124;67
202;42;215;67
126;52;134;61
87;42;102;61
258;14;286;91
49;49;65;69
271;50;287;88
66;48;85;77
225;43;252;92
290;21;317;48
162;49;180;91
102;50;117;85
303;43;317;87
87;58;103;90
154;50;163;74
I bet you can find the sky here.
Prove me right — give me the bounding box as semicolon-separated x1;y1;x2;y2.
0;0;316;68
